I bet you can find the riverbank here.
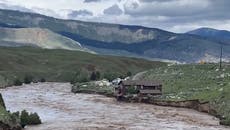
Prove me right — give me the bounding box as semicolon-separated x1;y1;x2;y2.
71;82;229;127
1;82;228;130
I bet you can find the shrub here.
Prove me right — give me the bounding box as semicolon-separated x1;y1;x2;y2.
103;72;118;81
127;86;139;94
20;110;29;128
95;71;101;80
90;72;97;81
12;111;20;118
126;71;132;77
28;112;42;125
72;71;90;83
40;78;46;82
19;110;42;128
220;118;230;126
14;79;23;86
24;75;33;84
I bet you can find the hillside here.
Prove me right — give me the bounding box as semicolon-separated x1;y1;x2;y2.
0;27;90;51
0;47;165;87
141;63;230;125
187;28;230;44
0;9;229;63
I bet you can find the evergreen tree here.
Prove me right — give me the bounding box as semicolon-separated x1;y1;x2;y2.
90;72;97;81
20;110;29;128
14;79;22;86
95;71;101;80
28;112;42;125
24;75;33;84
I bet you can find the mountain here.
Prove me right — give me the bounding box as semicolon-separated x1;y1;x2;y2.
0;27;91;52
0;9;229;63
187;28;230;44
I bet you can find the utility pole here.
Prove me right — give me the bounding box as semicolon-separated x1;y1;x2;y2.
219;43;223;70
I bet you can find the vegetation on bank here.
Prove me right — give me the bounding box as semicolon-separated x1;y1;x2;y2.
141;63;230;125
12;110;41;128
0;93;42;129
72;81;114;96
0;93;21;129
0;47;165;88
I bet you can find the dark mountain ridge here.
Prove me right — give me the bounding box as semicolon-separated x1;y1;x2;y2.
0;9;229;63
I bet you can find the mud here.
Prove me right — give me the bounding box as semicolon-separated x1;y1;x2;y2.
0;83;229;130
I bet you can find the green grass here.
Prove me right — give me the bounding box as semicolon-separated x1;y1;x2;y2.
72;82;114;96
142;63;230;125
0;47;165;87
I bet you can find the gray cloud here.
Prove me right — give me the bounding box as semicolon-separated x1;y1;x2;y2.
0;3;33;12
123;0;230;29
103;4;122;15
140;0;176;2
84;0;101;3
0;0;230;32
68;9;93;18
124;0;230;19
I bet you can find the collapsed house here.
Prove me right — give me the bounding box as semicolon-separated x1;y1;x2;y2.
115;80;162;97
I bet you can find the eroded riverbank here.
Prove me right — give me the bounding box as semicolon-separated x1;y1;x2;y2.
0;83;229;130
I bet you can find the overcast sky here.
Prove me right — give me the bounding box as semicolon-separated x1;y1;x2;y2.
0;0;230;33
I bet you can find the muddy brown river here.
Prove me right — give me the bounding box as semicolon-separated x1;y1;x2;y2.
0;83;229;130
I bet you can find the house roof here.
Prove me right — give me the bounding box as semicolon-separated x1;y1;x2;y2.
121;80;162;86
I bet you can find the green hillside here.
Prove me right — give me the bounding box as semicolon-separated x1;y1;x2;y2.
0;27;90;52
141;64;230;125
0;47;165;87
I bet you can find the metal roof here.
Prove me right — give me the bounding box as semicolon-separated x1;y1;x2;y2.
121;80;162;86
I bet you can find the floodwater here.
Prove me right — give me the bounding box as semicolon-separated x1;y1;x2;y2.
0;83;229;130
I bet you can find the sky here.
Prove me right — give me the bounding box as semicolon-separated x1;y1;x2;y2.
0;0;230;33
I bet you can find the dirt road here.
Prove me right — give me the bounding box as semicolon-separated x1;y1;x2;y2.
0;83;228;130
132;71;147;80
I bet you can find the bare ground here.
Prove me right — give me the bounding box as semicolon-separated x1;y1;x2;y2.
0;83;229;130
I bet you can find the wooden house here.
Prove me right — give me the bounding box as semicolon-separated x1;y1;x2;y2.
116;80;162;97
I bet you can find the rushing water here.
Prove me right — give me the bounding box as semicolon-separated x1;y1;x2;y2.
0;83;229;130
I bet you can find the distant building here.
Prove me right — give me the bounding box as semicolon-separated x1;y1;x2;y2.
115;80;162;98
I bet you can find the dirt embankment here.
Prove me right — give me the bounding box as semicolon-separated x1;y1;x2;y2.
72;86;223;126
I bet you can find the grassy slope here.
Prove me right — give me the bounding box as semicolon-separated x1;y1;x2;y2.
0;47;165;87
141;64;230;124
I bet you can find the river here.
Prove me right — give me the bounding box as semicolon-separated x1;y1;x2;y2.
0;83;228;130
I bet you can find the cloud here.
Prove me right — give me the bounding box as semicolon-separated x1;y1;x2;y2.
124;0;211;17
122;0;230;32
0;2;33;12
103;4;122;15
0;0;230;33
84;0;101;3
68;9;93;18
139;0;176;3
